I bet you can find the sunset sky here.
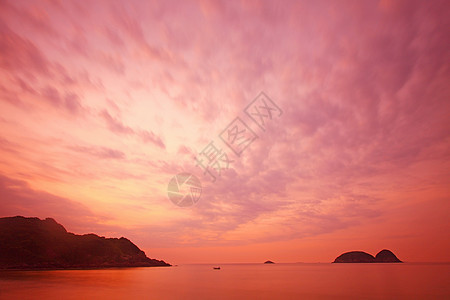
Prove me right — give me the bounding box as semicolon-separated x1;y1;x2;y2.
0;0;449;264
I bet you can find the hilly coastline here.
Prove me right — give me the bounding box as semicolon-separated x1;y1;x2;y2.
0;216;170;269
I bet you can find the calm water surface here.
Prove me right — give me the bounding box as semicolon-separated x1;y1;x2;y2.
0;263;449;299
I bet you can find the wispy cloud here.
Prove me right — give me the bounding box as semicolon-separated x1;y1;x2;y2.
101;110;165;149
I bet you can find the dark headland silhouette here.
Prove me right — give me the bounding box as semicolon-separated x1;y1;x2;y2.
0;216;170;269
333;250;402;263
264;260;275;264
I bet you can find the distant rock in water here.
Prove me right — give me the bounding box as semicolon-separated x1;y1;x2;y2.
333;251;376;263
264;260;275;264
374;249;402;263
333;250;402;263
0;216;171;269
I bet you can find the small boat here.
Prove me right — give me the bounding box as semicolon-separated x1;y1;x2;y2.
213;267;221;270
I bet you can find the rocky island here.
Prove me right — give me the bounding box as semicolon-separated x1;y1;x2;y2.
264;260;275;264
333;249;402;263
0;216;170;269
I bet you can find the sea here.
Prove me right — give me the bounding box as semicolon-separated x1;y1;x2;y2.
0;263;449;299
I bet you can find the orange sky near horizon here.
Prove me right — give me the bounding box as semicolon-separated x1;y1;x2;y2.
0;0;449;264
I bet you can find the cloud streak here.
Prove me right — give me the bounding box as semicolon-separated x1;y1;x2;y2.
101;110;165;149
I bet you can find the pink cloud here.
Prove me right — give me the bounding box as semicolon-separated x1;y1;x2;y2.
100;110;165;149
0;22;51;77
0;0;448;262
68;145;126;160
101;109;134;135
